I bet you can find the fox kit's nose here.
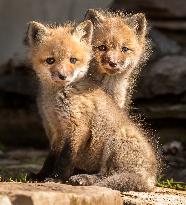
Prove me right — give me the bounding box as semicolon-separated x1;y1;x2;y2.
109;61;117;68
52;71;67;80
58;72;67;80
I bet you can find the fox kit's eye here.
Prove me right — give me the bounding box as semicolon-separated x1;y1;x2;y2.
98;45;107;51
122;47;130;52
46;57;55;65
70;57;77;64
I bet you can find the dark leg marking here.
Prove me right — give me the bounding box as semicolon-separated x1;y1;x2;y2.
28;150;57;182
52;140;74;182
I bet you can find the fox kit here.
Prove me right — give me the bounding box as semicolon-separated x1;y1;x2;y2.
26;20;158;192
85;9;150;109
26;20;93;144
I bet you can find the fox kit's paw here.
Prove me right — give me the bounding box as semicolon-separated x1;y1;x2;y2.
43;177;62;183
27;171;46;182
68;174;100;186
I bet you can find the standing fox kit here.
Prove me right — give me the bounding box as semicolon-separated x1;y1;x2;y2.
85;9;150;109
26;19;157;192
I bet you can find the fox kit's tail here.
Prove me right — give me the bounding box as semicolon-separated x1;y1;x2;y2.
94;172;156;192
69;172;156;192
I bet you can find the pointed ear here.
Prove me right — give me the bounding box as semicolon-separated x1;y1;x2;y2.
84;9;105;25
25;21;48;46
126;13;147;37
74;20;93;44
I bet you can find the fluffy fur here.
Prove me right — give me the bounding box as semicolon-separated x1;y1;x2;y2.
26;20;93;144
26;20;158;192
85;9;150;109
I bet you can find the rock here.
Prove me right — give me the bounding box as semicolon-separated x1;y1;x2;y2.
136;55;186;98
122;187;186;205
0;182;122;205
0;57;37;96
0;195;11;205
152;20;186;31
0;73;36;96
1;183;185;205
150;29;181;57
6;149;47;160
0;171;186;205
110;0;186;19
162;141;183;155
135;103;186;119
177;169;186;182
0;149;47;181
0;108;47;148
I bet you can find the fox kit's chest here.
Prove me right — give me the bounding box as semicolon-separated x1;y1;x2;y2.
54;89;95;124
55;91;71;120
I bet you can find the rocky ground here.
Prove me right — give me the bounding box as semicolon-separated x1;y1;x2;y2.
0;182;185;205
122;187;186;205
0;182;123;205
161;141;186;183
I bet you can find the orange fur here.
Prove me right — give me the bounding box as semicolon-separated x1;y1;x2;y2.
26;20;158;192
26;21;93;143
85;10;150;109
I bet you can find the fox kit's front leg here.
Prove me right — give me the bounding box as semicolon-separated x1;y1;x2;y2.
29;138;74;182
51;139;75;181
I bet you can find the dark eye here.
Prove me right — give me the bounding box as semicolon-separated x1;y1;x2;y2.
98;45;107;51
46;57;55;65
122;47;130;52
70;57;77;64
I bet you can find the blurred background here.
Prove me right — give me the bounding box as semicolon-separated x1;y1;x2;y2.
0;0;186;183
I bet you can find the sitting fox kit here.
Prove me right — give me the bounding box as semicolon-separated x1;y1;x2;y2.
26;17;157;192
85;9;150;109
26;20;93;144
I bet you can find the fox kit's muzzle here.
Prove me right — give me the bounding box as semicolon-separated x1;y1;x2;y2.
51;71;67;81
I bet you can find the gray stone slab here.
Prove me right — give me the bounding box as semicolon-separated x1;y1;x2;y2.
0;182;122;205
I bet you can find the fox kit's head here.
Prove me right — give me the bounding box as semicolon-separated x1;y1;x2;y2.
85;10;148;76
26;20;93;87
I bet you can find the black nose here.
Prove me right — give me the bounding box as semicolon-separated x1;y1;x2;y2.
109;61;117;68
52;71;67;80
58;73;67;80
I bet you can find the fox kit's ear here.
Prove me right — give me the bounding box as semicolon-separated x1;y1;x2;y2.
126;13;147;37
74;20;93;44
25;21;48;46
84;9;104;25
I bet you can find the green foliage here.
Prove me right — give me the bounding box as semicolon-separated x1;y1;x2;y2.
0;172;29;183
157;177;186;191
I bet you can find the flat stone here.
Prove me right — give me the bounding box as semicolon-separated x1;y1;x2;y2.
0;109;47;148
0;183;185;205
122;187;186;205
150;29;181;57
0;195;11;205
136;103;186;119
0;182;122;205
136;55;186;99
152;21;186;31
0;58;37;96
